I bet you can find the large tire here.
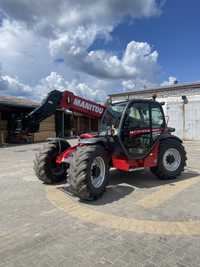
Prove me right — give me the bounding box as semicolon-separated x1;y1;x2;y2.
151;139;186;180
34;141;70;184
68;145;110;200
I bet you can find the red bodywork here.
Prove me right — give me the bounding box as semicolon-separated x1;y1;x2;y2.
56;138;160;171
56;133;97;164
79;133;97;139
112;142;159;171
60;91;105;118
56;145;79;164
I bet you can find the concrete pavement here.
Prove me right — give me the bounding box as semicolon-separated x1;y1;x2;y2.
0;140;200;267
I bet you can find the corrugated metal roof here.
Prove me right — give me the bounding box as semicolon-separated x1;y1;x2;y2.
0;95;39;108
109;81;200;97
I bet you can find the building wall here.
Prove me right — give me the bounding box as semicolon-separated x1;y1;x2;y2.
160;95;200;140
0;112;56;144
0;108;99;145
110;87;200;102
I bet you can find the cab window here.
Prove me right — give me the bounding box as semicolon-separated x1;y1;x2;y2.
151;103;165;129
123;103;150;129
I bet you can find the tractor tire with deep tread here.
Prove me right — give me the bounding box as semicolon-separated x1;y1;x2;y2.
151;139;186;180
68;145;110;200
34;141;70;184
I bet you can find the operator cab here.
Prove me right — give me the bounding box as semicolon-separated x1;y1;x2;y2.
100;99;166;159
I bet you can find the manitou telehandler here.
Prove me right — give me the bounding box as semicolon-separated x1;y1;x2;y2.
16;90;186;200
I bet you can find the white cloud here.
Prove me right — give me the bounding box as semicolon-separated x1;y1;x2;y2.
50;39;160;80
35;72;107;102
0;0;172;102
0;1;160;36
0;20;53;84
161;76;177;86
0;21;162;101
0;1;162;82
0;71;32;97
122;80;136;91
1;69;177;105
0;70;106;102
122;78;157;92
49;26;100;58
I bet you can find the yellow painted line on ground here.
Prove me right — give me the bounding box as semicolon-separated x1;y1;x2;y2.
137;176;200;209
46;184;200;236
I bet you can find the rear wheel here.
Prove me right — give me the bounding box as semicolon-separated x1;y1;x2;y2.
68;145;110;200
34;141;70;184
151;139;186;180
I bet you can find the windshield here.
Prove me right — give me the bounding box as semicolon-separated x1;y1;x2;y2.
99;102;127;135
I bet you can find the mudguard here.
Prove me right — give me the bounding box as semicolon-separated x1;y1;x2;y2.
47;137;71;152
57;136;114;165
47;137;70;144
79;136;109;146
159;133;183;143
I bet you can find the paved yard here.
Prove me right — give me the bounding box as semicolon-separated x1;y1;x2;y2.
0;140;200;267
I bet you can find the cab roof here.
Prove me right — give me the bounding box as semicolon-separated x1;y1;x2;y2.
110;98;162;105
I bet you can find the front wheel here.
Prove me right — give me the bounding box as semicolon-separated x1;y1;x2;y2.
68;145;110;200
151;139;186;180
34;141;70;184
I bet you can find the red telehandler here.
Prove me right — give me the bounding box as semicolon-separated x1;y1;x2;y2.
16;90;186;200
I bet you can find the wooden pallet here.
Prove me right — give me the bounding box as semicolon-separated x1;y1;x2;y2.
33;131;56;142
0;120;7;131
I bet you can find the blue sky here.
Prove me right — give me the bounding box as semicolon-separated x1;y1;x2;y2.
0;0;199;101
91;0;200;83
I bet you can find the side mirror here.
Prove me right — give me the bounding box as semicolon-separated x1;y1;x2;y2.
160;102;165;106
167;127;175;133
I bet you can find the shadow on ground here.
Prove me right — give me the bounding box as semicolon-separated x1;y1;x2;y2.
90;169;199;205
52;168;200;205
109;168;199;188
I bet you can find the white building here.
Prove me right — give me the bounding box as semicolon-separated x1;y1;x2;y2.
109;82;200;141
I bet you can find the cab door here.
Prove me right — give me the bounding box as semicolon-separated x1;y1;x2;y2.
120;102;151;158
120;101;165;159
